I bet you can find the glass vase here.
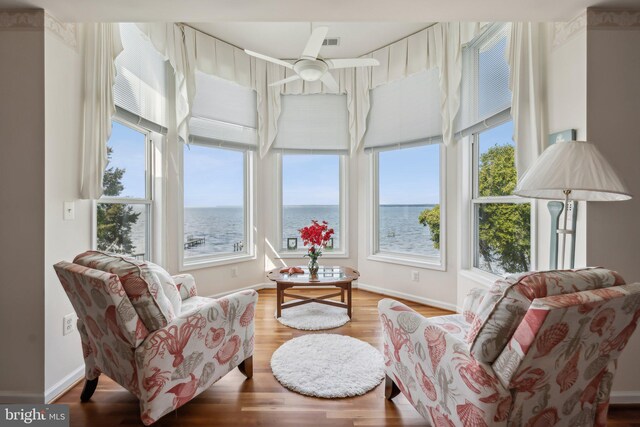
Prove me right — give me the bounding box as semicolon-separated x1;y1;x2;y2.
308;257;320;279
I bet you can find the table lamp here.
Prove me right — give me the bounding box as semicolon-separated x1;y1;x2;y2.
514;140;632;269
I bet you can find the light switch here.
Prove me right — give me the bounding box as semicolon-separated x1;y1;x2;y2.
63;201;75;220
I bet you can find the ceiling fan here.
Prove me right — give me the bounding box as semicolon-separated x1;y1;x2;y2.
244;26;380;92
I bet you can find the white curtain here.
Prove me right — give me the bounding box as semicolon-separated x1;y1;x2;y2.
80;23;123;199
139;23;196;144
352;22;481;151
507;22;548;177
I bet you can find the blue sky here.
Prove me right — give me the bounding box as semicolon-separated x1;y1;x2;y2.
379;144;440;205
106;122;146;198
110;120;513;207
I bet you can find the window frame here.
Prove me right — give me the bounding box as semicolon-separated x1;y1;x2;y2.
178;142;256;271
468;118;537;277
367;143;447;270
275;152;349;259
92;117;155;261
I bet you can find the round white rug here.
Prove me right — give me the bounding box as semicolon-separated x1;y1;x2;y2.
271;334;385;398
275;301;350;330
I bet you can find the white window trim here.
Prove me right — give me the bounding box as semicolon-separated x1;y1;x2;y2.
274;152;349;259
92;118;156;262
178;144;257;271
459;122;537;279
367;143;447;271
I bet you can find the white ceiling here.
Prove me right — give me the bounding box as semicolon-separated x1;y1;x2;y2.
0;0;638;22
190;23;432;59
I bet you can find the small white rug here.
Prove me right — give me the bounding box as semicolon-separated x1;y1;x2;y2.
271;334;385;398
275;301;350;330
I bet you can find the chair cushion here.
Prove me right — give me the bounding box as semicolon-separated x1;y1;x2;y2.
74;251;176;331
147;261;182;316
466;267;625;364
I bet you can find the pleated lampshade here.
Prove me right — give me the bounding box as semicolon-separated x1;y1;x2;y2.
514;140;632;201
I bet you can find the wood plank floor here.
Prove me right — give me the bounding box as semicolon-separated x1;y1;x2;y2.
55;288;639;426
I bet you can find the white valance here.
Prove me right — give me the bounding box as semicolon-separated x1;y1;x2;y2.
80;23;123;200
364;69;442;150
136;22;483;156
114;23;168;129
273;94;349;153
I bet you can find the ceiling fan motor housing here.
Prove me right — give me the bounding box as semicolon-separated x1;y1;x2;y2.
294;58;328;82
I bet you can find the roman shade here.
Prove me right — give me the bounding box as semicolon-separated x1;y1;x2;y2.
363;69;442;151
456;23;511;135
114;23;168;132
272;94;349;154
189;70;258;150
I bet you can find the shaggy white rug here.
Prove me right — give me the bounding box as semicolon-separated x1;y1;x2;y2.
275;301;350;330
270;334;385;398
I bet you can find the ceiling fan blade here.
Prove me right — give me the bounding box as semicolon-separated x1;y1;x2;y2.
244;49;293;69
320;72;339;92
268;75;302;87
327;58;381;69
301;26;329;60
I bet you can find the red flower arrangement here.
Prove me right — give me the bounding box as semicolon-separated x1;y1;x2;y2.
298;220;334;261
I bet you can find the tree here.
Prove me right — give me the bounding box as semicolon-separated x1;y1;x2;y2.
418;144;530;273
96;146;140;254
418;205;440;250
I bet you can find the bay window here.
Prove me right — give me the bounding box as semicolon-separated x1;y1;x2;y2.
364;68;444;267
461;23;533;276
274;94;349;255
181;71;257;266
96;23;168;261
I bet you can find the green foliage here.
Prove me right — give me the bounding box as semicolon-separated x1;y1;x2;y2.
96;146;140;255
102;147;125;197
477;144;530;273
418;205;440;250
418;143;530;274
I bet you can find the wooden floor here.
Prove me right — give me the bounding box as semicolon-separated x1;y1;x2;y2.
55;288;640;426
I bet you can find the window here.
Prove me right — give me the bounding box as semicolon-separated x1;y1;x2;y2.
181;71;257;266
183;144;250;261
460;23;533;276
280;154;343;253
96;121;152;260
373;144;442;261
472;121;531;275
364;68;444;267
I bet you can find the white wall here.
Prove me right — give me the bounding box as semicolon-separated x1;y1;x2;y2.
586;10;640;396
357;142;459;312
538;17;588;272
43;22;90;401
0;10;46;402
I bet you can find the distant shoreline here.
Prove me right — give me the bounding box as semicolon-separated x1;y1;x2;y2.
185;204;437;209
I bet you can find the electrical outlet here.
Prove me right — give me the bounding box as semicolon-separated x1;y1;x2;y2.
63;313;76;336
231;266;238;278
411;271;419;282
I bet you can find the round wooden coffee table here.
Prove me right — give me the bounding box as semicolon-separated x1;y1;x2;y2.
267;266;360;319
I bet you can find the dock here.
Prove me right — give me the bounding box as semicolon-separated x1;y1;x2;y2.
184;236;205;249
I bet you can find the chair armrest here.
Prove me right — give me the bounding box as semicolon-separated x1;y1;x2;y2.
172;273;197;300
462;287;488;324
135;289;258;421
378;298;509;425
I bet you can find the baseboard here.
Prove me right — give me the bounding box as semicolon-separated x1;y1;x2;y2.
207;282;272;299
610;391;640;405
356;282;458;312
45;365;85;403
0;391;43;404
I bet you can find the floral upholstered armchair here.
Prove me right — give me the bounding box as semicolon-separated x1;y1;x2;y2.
54;251;257;425
379;268;640;426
